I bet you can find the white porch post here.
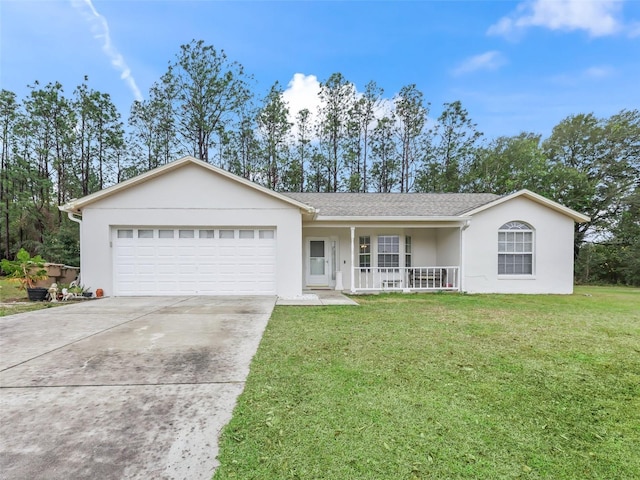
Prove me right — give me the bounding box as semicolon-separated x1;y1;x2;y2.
460;220;470;292
350;226;355;293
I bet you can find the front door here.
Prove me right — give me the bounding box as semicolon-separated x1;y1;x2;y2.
307;238;329;286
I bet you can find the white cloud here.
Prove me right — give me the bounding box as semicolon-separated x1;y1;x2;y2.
487;17;519;39
628;21;640;37
281;73;408;140
373;98;395;121
71;0;143;101
452;51;507;76
549;65;616;86
281;73;323;140
584;65;615;79
282;73;322;123
488;0;624;38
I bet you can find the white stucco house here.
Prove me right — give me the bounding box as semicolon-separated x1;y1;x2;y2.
60;156;590;297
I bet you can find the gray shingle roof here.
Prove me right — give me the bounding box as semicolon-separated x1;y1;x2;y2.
282;192;500;217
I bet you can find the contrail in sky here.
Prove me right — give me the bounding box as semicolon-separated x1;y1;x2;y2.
71;0;143;101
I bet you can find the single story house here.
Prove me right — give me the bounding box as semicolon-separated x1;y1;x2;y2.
60;156;590;297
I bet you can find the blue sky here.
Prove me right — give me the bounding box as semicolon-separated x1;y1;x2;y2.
1;0;639;139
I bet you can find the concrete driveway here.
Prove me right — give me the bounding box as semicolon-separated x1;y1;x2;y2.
0;296;275;479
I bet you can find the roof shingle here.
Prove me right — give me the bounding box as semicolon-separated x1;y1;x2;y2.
282;192;500;217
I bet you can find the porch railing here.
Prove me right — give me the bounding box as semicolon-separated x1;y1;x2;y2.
353;266;460;292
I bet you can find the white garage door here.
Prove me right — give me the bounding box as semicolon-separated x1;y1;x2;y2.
113;227;276;296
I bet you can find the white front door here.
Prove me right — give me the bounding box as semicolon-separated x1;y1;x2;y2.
307;238;329;286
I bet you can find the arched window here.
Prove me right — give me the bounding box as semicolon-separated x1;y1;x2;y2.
498;221;534;275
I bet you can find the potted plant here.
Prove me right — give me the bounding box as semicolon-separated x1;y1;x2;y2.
63;282;92;300
1;248;49;301
74;284;93;298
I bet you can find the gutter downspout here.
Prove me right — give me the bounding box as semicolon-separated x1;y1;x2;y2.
459;220;471;292
67;212;82;284
67;211;82;225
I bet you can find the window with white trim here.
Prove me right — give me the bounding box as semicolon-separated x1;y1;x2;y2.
378;235;399;268
498;221;534;275
359;236;371;268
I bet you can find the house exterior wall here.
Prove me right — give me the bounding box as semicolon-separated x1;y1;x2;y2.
407;229;438;266
79;163;302;297
462;196;576;294
435;228;461;266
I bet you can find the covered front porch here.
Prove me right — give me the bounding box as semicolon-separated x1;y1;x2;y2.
301;222;466;294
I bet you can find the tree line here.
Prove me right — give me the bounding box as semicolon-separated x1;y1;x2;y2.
1;40;638;285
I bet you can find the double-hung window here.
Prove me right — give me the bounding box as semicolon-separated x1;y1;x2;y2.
498;222;534;275
378;235;400;268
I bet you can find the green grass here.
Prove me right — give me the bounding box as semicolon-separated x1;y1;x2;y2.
215;286;640;479
0;278;58;316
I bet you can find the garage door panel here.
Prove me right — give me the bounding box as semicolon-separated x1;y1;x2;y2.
197;246;218;256
178;282;197;293
155;276;175;285
234;259;255;267
236;265;256;275
116;262;135;272
136;246;156;256
179;269;197;279
198;264;218;274
116;246;135;255
217;272;238;281
157;282;178;293
217;262;238;271
114;227;276;296
157;265;175;275
118;281;135;290
255;259;275;267
115;258;135;267
255;265;275;275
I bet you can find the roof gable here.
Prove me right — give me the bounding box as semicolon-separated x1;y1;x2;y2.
60;156;315;214
463;189;590;223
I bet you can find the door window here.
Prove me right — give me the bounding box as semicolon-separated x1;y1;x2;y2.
310;240;325;275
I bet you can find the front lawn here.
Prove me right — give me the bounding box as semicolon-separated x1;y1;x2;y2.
215;286;640;479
